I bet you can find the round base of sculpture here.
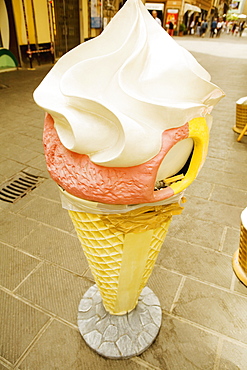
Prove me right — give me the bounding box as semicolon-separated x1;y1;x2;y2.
232;250;247;286
232;126;247;135
78;284;162;359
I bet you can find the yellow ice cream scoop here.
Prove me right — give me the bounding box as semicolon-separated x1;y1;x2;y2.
168;117;209;195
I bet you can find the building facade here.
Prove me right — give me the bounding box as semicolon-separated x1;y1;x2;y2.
0;0;244;69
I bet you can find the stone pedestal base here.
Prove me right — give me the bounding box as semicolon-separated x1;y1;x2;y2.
78;285;162;359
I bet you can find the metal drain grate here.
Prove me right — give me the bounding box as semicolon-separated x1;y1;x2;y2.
0;171;45;204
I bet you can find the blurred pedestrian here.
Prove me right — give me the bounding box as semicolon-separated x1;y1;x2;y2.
196;19;201;36
234;24;239;36
189;20;195;34
222;21;227;33
231;22;237;35
216;19;224;37
200;20;208;37
210;18;217;37
168;21;174;36
152;10;161;26
226;21;231;34
239;21;245;36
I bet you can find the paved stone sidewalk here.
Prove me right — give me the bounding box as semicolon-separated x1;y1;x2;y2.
0;35;247;369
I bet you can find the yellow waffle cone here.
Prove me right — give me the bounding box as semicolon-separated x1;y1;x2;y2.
68;203;183;315
69;210;171;314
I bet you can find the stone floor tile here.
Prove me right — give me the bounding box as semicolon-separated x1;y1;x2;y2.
173;279;247;343
229;133;247;149
18;197;74;232
147;266;182;312
197;167;247;192
25;154;49;176
14;126;43;141
0;174;5;184
0;243;40;291
24;139;44;155
140;314;218;369
183;197;242;229
167;214;224;250
83;267;95;281
157;237;233;289
0;362;11;369
31;179;61;202
209;184;247;208
15;263;93;324
227;147;247;164
0;131;42;154
0;142;39;165
207;147;229;161
222;227;240;256
0;211;39;245
208;135;233;150
0;290;49;365
17;224;88;275
224;159;247;177
19;319;150;370
231;274;247;297
27;110;46;124
219;340;247;370
185;179;214;200
210;126;234;140
23;166;48;179
0;193;37;213
0;159;25;180
0;117;23;132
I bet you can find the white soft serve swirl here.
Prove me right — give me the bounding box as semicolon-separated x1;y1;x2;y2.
33;0;224;180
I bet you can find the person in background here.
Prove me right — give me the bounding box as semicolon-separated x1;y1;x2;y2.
196;19;201;36
216;19;224;37
225;21;229;33
222;21;227;33
239;21;245;37
231;22;237;35
227;21;232;34
200;20;208;37
210;18;217;37
152;10;161;26
168;21;174;36
189;19;195;34
234;24;239;36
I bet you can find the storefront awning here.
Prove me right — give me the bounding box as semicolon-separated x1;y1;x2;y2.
145;3;164;11
183;4;201;14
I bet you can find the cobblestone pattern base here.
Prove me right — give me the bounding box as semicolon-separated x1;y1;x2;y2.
78;285;162;359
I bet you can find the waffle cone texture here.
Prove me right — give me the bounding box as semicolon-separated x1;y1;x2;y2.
233;221;247;287
68;203;183;315
238;223;247;273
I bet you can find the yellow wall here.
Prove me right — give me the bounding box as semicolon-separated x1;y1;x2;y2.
33;0;50;43
13;0;30;45
13;0;50;45
82;0;89;39
243;0;247;15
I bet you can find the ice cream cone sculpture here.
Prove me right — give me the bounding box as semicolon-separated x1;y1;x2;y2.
34;0;224;323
